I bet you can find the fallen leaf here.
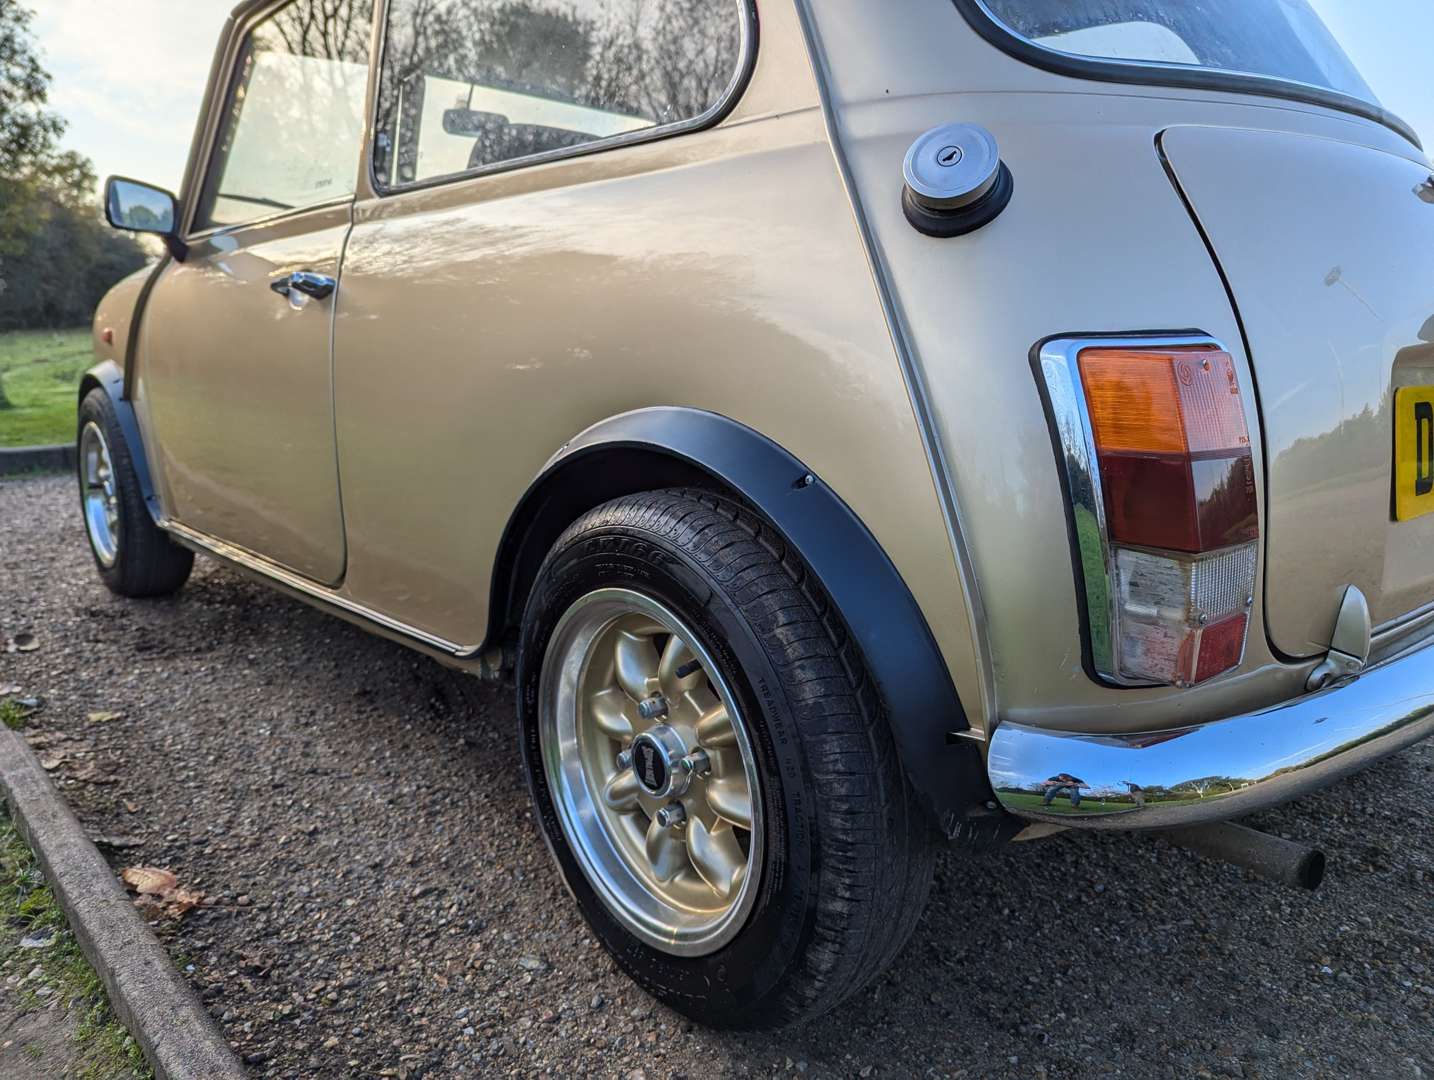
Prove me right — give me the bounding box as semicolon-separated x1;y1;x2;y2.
151;888;203;918
120;866;205;920
123;800;140;814
10;633;38;653
86;711;123;724
122;867;177;895
39;754;63;771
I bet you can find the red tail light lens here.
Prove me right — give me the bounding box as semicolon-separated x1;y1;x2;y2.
1188;612;1249;685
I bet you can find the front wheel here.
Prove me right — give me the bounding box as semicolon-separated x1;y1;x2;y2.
517;489;934;1028
77;388;192;598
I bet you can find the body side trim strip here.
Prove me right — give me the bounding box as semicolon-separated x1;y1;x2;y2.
160;519;479;657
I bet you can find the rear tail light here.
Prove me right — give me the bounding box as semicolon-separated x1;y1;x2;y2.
1038;338;1258;688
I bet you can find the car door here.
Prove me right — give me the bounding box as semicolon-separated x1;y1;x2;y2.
331;0;757;644
138;0;374;585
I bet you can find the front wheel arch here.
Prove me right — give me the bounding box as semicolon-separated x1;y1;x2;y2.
489;407;1000;839
78;360;162;527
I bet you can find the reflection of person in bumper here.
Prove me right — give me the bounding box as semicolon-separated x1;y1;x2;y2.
1041;773;1088;808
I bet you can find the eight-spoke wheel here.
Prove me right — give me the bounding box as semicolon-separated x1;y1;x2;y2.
79;420;121;568
76;388;193;597
539;589;762;955
519;489;935;1028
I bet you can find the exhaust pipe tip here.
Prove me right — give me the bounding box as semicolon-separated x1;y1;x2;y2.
1297;847;1327;891
1163;820;1326;891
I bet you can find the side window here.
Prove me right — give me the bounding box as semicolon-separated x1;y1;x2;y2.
374;0;746;190
194;0;374;231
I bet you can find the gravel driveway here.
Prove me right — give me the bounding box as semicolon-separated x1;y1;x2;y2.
2;472;1432;1080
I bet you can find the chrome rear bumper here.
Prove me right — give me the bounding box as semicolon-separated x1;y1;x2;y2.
987;644;1434;830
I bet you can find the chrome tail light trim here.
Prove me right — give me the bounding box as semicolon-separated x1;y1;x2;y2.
1031;332;1233;687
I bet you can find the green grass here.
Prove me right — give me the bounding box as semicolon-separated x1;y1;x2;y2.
1000;791;1209;816
0;328;93;448
1;813;152;1079
1073;504;1111;670
1001;791;1138;816
1;700;28;731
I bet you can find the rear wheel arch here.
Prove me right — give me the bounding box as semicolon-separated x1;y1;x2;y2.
489;407;1001;839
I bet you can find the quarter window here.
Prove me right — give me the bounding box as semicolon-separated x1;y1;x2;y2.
194;0;374;231
374;0;746;190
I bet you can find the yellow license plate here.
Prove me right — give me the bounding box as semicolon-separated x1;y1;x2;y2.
1394;386;1434;521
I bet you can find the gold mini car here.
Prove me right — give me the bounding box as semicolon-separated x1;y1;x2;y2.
82;0;1434;1027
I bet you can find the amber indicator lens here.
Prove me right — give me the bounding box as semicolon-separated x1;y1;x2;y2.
1079;346;1256;552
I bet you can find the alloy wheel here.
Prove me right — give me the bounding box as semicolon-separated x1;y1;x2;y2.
80;421;120;567
538;588;763;956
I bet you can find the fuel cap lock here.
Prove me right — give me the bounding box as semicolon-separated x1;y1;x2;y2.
902;122;1013;238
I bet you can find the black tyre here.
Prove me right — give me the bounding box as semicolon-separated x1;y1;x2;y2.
77;388;193;598
517;488;934;1028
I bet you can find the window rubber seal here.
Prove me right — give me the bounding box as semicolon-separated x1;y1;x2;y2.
367;0;759;198
950;0;1422;151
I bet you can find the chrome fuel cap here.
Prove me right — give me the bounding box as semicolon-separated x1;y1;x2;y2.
901;122;1013;237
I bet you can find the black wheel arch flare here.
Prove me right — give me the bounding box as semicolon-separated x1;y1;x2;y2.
79;360;163;527
491;406;1005;841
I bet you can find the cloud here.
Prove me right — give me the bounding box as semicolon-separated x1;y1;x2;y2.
32;0;234;192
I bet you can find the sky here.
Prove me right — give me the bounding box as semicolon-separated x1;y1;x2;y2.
33;0;235;195
27;0;1434;199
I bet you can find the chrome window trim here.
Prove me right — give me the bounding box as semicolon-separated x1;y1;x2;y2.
184;0;377;238
951;0;1421;151
1032;331;1235;689
367;0;758;198
185;196;356;244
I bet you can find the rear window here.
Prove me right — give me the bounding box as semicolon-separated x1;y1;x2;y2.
961;0;1413;143
373;0;748;191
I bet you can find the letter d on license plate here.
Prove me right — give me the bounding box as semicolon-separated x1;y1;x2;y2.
1395;386;1434;521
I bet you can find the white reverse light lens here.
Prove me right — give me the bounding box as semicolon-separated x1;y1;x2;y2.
1113;543;1256;686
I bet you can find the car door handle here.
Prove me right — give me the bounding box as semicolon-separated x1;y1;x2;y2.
270;271;336;301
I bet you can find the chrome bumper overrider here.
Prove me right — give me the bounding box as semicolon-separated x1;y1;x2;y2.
988;645;1434;829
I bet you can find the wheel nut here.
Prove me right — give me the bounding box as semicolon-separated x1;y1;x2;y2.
616;748;634;770
638;695;669;721
680;749;711;778
655;802;687;829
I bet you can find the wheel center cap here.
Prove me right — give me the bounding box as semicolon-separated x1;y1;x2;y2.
630;725;688;798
